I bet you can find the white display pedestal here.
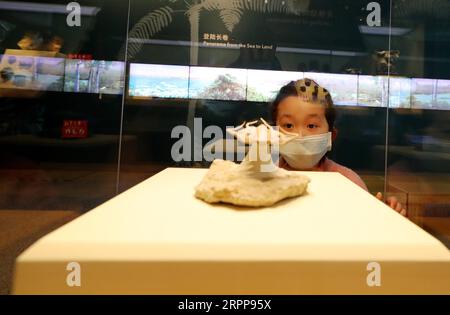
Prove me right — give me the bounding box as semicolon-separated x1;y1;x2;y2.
13;168;450;294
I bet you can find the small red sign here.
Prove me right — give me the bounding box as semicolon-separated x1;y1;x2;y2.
67;54;93;60
61;120;88;139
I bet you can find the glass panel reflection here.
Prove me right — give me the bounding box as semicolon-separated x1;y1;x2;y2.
388;0;450;247
119;0;392;204
0;0;129;212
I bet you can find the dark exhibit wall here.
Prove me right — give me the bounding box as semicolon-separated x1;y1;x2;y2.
0;0;130;213
123;0;380;173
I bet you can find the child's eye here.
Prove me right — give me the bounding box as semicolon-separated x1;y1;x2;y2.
307;124;318;129
283;123;294;129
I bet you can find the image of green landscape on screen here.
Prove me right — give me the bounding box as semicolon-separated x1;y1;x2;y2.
389;77;411;108
358;75;386;107
188;66;247;101
305;72;358;106
0;54;65;91
411;78;436;109
436;80;450;110
64;60;124;94
247;69;304;102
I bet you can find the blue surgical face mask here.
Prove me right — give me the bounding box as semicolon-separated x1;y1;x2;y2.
279;132;332;170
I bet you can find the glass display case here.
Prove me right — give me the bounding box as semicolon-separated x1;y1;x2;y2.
1;0;449;294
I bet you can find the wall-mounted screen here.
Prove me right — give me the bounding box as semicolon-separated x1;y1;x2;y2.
123;62;450;110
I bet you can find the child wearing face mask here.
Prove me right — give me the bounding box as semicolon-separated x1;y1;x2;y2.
273;78;407;217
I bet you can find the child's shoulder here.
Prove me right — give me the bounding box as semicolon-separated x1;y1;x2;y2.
323;158;368;191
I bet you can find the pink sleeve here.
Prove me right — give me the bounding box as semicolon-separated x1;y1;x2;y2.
339;167;369;191
325;161;369;191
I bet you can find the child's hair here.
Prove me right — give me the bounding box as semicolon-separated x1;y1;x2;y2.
271;78;336;131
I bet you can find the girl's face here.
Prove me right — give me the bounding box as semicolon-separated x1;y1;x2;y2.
276;96;330;136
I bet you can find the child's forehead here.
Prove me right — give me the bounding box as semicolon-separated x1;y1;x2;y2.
278;96;326;117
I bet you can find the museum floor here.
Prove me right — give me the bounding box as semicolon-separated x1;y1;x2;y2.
0;165;449;294
0;164;164;294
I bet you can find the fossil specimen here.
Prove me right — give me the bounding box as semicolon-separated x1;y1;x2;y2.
195;118;310;207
